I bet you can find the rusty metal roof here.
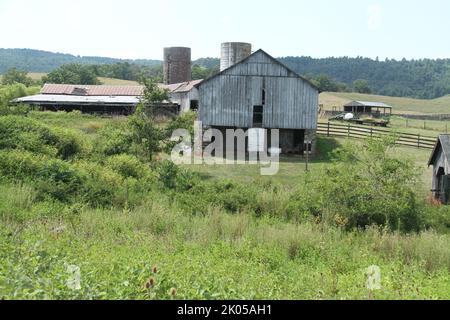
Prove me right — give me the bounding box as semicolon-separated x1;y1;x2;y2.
41;84;144;96
41;81;202;96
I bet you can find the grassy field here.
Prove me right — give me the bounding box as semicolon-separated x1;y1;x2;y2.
27;73;47;81
0;111;449;300
24;73;140;86
320;92;450;115
98;77;140;85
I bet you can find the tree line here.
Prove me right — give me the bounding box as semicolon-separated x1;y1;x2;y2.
1;48;449;99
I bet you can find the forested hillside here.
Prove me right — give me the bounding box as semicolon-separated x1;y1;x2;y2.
279;56;450;99
0;49;161;73
1;49;449;99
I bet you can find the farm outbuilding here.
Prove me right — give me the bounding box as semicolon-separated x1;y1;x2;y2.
197;48;319;155
160;80;202;113
428;134;450;204
13;82;200;115
344;101;392;117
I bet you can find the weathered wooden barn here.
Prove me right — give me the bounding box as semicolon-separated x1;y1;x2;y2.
196;49;319;154
428;134;450;204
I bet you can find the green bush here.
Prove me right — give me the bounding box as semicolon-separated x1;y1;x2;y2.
298;137;424;232
51;127;91;160
163;111;197;153
0;115;89;159
74;161;124;207
95;124;133;156
104;154;148;179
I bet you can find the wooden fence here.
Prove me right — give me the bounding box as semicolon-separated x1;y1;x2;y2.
317;122;437;150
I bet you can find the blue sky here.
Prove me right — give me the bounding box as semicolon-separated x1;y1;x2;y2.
0;0;449;60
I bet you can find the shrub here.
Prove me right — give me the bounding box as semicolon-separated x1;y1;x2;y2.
0;150;83;202
300;137;424;232
0;116;89;159
51;127;90;160
163;111;197;153
96;124;133;156
74;161;124;207
104;154;148;179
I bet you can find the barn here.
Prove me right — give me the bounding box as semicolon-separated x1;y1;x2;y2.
428;134;450;204
196;49;319;154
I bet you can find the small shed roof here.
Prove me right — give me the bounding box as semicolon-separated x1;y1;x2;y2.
344;101;392;109
428;134;450;166
160;79;203;93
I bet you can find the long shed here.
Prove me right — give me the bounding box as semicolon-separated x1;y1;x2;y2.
344;101;393;117
196;49;319;154
428;134;450;204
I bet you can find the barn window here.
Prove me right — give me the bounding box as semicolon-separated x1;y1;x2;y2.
262;77;266;105
190;100;199;111
253;105;263;128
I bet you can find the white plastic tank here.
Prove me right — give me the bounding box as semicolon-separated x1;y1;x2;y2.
248;128;266;152
344;113;355;120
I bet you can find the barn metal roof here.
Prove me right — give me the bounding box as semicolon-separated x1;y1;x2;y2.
14;94;141;106
41;84;144;96
344;101;392;108
41;81;202;97
428;134;450;166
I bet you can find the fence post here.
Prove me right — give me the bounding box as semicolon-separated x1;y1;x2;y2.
348;124;351;138
370;127;373;138
418;134;420;149
327;122;330;137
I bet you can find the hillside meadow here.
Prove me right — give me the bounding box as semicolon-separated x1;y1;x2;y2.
0;110;449;300
320;92;450;115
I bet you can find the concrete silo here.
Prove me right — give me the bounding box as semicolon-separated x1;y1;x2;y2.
163;47;192;85
220;42;252;71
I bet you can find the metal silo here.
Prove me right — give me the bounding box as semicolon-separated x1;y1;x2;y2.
220;42;252;71
163;47;192;85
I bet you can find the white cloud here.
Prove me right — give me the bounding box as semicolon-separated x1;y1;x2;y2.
367;4;383;31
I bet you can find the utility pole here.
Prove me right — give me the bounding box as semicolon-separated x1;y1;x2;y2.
305;140;311;173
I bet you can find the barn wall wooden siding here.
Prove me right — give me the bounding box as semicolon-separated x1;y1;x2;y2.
199;51;319;130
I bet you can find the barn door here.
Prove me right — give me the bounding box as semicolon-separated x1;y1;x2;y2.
443;175;450;204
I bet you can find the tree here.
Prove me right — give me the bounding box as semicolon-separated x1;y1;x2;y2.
353;79;372;94
1;68;33;86
128;78;170;160
192;64;219;80
313;74;339;92
42;64;99;85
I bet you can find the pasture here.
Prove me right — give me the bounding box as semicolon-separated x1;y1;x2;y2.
0;111;449;300
320;92;450;115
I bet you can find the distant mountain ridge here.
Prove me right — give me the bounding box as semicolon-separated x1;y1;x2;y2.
0;48;162;73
